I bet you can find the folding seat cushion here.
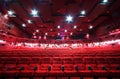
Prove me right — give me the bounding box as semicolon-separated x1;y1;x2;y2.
40;64;52;72
97;64;110;70
109;64;120;70
74;64;85;71
64;64;74;72
28;64;39;71
86;64;97;70
52;64;62;72
0;64;16;73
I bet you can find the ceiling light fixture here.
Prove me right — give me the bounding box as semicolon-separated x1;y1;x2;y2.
81;10;86;15
66;15;73;23
36;29;39;32
74;25;77;29
28;20;32;24
89;25;93;29
31;9;38;17
8;10;15;17
101;0;108;5
58;33;60;35
57;25;60;29
22;23;26;27
45;32;48;35
64;29;67;32
70;32;73;35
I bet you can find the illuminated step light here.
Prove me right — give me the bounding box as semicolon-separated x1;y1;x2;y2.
36;29;39;32
66;15;73;23
28;20;32;24
70;32;73;35
57;25;60;29
45;32;48;35
31;9;38;17
22;23;26;27
73;25;77;29
89;25;93;29
64;29;67;32
8;10;16;17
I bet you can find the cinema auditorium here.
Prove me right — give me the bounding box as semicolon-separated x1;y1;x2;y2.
0;0;120;79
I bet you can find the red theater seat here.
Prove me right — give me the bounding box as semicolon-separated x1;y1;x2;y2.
63;57;73;64
41;57;51;64
95;57;108;64
52;57;63;64
73;57;83;65
84;57;96;64
18;57;31;64
31;57;41;64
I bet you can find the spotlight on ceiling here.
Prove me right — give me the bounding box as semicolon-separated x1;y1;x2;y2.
79;10;86;17
8;10;15;17
66;15;73;23
73;25;77;29
58;33;60;35
101;0;108;5
57;25;60;29
22;23;26;27
64;29;67;32
36;29;39;32
102;0;108;3
81;10;86;15
45;32;48;35
70;32;73;35
89;25;93;29
28;20;32;24
31;9;38;17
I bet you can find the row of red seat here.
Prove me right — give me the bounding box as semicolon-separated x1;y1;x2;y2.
0;57;120;64
0;64;120;77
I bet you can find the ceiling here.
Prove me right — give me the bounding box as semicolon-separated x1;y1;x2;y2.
0;0;120;40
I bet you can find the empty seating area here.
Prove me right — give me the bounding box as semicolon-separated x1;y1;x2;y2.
0;49;120;77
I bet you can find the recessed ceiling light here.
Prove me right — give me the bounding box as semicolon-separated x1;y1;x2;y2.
102;0;108;3
81;10;86;15
8;10;15;17
50;29;53;31
36;29;39;32
64;29;67;32
80;29;82;31
70;32;73;35
73;25;77;29
66;15;73;23
58;33;60;35
28;20;32;24
31;9;38;17
45;32;48;35
57;25;60;29
101;0;108;5
89;25;93;29
22;23;26;27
